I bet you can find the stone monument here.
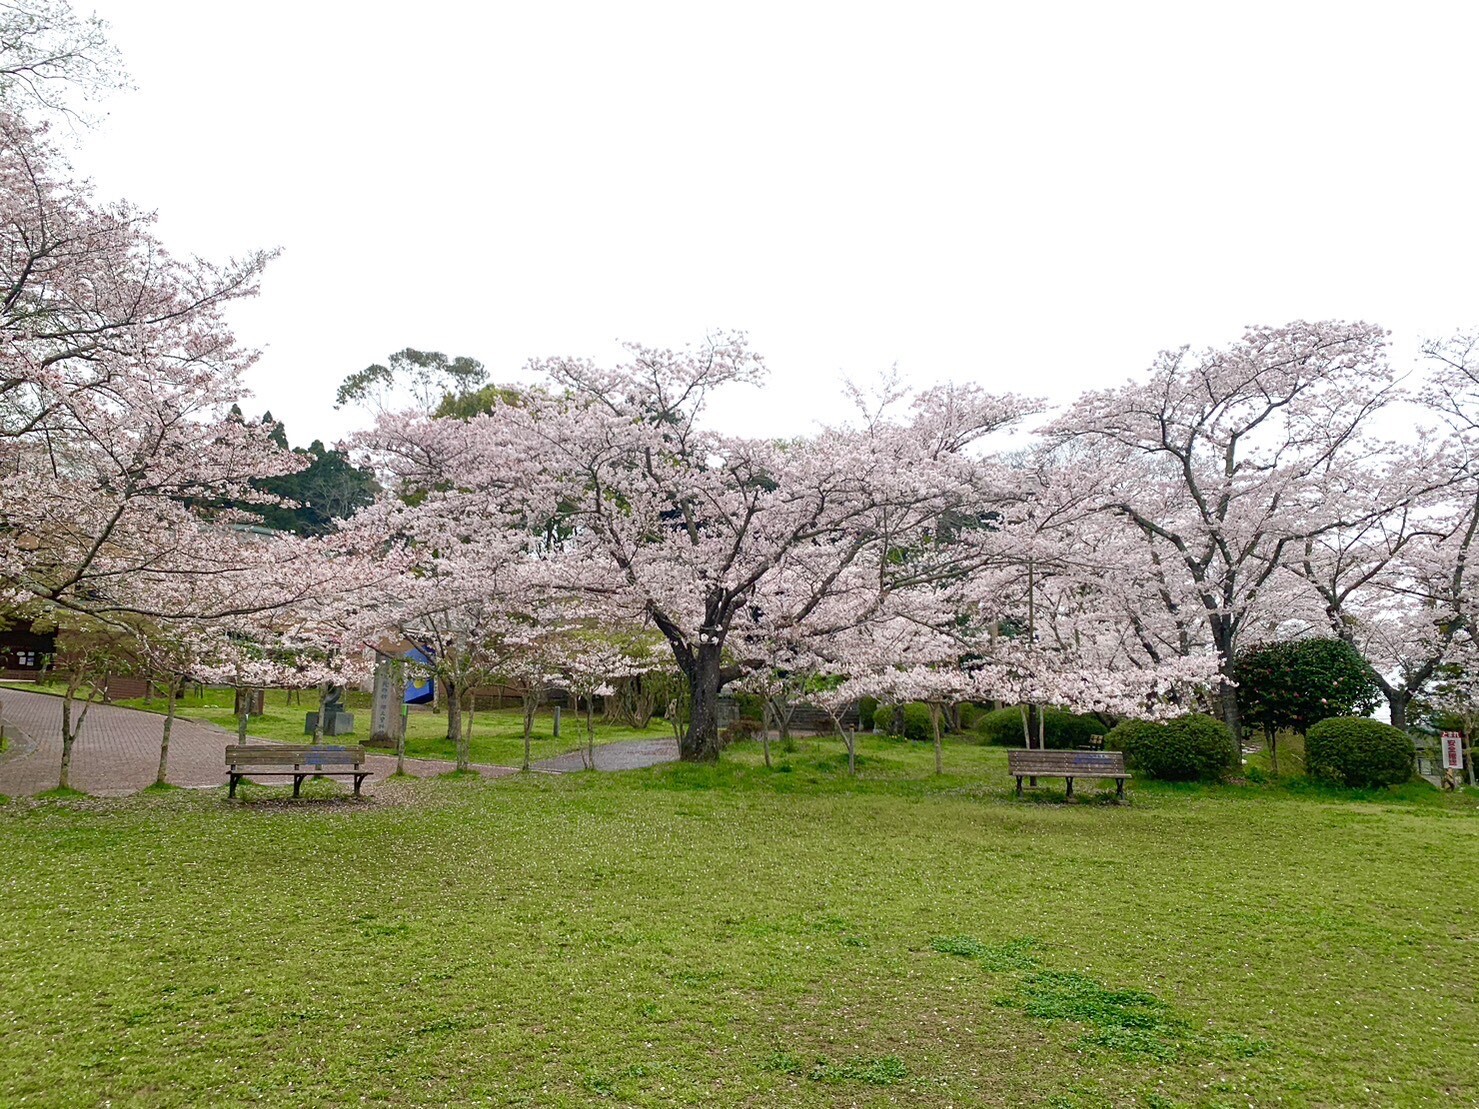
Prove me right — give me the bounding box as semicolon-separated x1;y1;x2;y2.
305;685;356;737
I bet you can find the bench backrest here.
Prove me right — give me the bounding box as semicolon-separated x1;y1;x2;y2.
226;744;366;767
1007;749;1125;775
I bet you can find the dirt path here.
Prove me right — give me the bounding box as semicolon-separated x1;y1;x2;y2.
0;688;516;797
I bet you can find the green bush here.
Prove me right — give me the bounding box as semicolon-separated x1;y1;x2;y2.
974;706;1109;749
732;693;765;721
957;702;983;730
1234;637;1381;736
719;719;759;748
1304;717;1414;788
881;702;934;742
858;696;878;732
1106;714;1239;782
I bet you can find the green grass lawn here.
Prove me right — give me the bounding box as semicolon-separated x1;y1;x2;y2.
96;686;672;767
1;734;1475;1107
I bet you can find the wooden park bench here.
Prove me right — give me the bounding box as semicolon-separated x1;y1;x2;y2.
1008;749;1127;802
226;744;370;798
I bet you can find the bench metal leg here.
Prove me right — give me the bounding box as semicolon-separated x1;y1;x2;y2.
1116;777;1125;802
229;773;238;799
1015;775;1023;798
354;773;367;796
1065;776;1074;799
293;774;304;798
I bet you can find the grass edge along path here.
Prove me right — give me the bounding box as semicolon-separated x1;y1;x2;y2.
6;682;672;769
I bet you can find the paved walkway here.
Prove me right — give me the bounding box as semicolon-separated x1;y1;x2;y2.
531;737;680;773
0;688;516;798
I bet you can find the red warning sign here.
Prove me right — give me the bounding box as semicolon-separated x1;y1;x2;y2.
1441;732;1465;771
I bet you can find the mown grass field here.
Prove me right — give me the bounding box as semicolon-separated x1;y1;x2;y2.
1;734;1476;1107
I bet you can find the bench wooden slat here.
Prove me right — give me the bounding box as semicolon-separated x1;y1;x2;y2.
227;745;365;766
1008;750;1124;775
1007;748;1127;802
225;744;371;799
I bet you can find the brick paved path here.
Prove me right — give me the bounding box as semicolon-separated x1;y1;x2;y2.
0;688;516;797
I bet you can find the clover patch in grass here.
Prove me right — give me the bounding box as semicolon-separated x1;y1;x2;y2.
761;1050;802;1075
808;1055;908;1086
762;1051;907;1086
930;934;1041;970
1010;970;1187;1059
353;913;411;938
1007;969;1269;1063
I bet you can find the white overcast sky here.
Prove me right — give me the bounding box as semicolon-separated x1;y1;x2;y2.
68;0;1479;446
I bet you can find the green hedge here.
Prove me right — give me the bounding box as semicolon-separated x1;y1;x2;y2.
1304;717;1414;788
732;692;766;721
879;702;935;742
974;706;1108;749
1106;714;1239;781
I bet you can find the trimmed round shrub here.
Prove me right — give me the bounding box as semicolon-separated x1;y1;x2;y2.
858;696;879;732
1106;714;1239;782
974;705;1109;750
957;702;983;730
898;702;933;742
1304;716;1414;788
881;702;934;741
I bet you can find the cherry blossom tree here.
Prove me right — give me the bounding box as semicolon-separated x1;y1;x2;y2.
550;627;656;769
0;0;128;124
425;335;1038;762
63;529;397;785
1281;335;1479;727
1;106;297;637
1045;321;1418;735
335;493;567;772
45;613;132;790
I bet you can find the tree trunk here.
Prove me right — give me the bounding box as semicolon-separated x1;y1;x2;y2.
634;682;655;730
760;700;772;768
453;689;470;772
156;675;179;786
846;725;856;777
444;678;461;744
465;699;476;759
59;692;76;791
521;691;537;771
929;702;943;776
1220;681;1241;739
58;679;96;791
1211;625;1242;739
1266;725;1279;778
681;643;723;762
1386;691;1409;731
313;682;327;742
236;685;250;745
584;698;596;770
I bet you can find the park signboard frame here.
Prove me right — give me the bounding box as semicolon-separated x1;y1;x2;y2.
1441;731;1464;772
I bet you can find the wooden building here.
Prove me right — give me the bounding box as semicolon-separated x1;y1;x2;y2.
0;620;55;681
